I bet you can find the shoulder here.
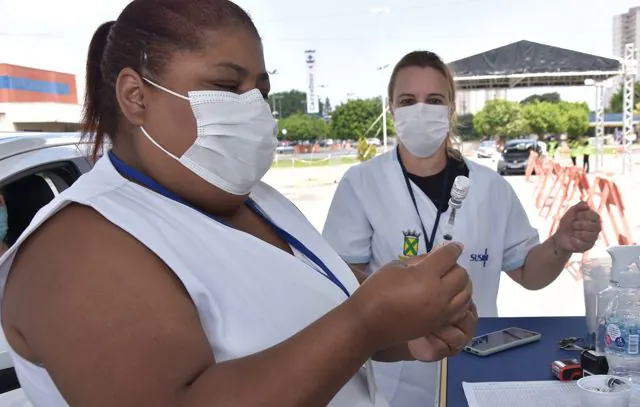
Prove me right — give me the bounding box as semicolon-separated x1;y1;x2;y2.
341;151;394;186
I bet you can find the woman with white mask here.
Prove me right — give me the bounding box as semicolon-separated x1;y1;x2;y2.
322;50;602;407
0;3;477;406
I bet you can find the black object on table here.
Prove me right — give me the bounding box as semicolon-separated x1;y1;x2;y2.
446;316;585;407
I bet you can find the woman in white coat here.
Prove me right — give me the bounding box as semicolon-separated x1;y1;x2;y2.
0;6;477;407
322;50;601;407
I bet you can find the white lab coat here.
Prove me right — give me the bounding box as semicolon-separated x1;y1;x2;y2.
322;150;539;407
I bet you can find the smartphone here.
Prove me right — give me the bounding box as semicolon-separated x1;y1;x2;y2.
464;327;541;356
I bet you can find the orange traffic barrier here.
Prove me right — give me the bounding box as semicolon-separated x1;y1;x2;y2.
547;167;594;238
524;151;545;182
590;177;634;247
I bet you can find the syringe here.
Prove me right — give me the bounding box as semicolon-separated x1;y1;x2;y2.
441;175;470;243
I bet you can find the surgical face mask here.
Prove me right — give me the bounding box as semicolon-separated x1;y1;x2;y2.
0;205;7;242
394;103;449;158
140;78;278;196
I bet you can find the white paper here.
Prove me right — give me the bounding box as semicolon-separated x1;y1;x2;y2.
463;381;582;407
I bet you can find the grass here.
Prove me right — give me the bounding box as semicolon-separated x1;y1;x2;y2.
271;155;359;169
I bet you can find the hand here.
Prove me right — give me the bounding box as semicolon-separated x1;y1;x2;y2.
407;302;478;362
555;201;601;254
348;243;472;353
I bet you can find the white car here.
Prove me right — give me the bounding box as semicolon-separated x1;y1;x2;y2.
367;138;381;146
477;140;497;158
0;132;95;403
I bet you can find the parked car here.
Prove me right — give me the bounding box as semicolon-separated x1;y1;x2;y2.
476;140;497;158
497;139;542;175
367;138;381;146
0;132;95;402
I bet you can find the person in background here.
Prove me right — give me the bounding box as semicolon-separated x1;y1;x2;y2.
569;137;582;166
547;136;558;161
322;50;602;407
0;192;7;256
582;137;593;173
0;2;476;406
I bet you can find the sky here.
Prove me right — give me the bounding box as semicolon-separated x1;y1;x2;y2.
0;0;639;108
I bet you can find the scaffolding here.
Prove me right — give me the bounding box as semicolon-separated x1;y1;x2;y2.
622;43;637;174
594;82;605;170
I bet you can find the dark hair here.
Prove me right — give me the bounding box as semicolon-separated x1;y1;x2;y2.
388;51;461;156
81;0;260;160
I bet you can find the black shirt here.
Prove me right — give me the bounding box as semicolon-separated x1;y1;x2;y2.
408;155;469;212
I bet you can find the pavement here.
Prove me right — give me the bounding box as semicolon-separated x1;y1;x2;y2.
261;151;640;319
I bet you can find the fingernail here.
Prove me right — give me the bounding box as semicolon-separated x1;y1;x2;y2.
452;242;464;251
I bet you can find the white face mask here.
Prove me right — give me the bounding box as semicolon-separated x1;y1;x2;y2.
140;78;278;196
394;103;449;158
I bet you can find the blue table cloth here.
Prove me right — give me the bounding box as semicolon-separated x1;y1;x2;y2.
446;316;585;406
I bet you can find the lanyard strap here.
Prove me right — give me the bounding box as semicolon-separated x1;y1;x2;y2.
108;151;350;298
245;200;350;298
396;147;450;253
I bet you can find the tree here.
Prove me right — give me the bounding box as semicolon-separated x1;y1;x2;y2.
268;90;307;119
356;137;377;161
277;113;329;141
522;101;567;136
472;100;527;139
324;97;333;114
330;98;395;140
562;102;590;138
607;82;640;113
520;92;561;105
456;114;479;140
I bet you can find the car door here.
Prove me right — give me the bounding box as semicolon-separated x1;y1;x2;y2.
0;142;92;394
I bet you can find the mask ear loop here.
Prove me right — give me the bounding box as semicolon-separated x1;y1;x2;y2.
142;77;189;101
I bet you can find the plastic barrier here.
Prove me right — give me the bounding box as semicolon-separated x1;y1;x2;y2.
525;157;634;273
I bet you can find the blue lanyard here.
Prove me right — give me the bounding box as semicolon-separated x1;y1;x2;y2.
107;151;350;298
396;147;450;253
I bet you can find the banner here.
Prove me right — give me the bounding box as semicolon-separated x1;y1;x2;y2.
305;50;318;114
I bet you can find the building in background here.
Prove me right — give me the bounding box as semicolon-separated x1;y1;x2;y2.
0;64;81;132
456;89;508;115
605;6;640;108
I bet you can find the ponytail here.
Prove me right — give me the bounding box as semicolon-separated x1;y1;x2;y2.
81;21;115;162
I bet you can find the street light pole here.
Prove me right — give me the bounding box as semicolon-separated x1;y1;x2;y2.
377;64;390;152
371;7;390;152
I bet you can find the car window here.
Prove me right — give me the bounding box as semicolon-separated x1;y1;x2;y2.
1;162;80;251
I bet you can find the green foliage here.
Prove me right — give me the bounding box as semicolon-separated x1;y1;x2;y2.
474;99;589;139
268;90;307;119
562;102;590;138
456;114;480;140
607;82;640;113
522;101;567;135
356;137;377;161
277;113;329;141
330;98;395;140
472;99;527;139
520;92;561;105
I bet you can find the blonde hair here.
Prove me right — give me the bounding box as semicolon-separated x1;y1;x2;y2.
388;50;461;158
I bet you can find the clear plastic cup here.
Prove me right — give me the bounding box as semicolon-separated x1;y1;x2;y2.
582;257;611;349
577;375;631;407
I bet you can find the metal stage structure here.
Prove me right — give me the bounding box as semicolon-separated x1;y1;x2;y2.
448;40;634;172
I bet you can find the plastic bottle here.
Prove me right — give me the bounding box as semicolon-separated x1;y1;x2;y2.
583;246;612;350
595;246;640;353
602;245;640;385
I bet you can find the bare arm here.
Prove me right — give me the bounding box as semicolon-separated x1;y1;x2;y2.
3;205;377;407
348;263;368;284
507;234;570;290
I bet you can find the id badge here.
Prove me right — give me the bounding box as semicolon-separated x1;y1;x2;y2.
364;359;377;403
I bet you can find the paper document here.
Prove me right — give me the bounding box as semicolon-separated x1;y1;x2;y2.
463;381;582;407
